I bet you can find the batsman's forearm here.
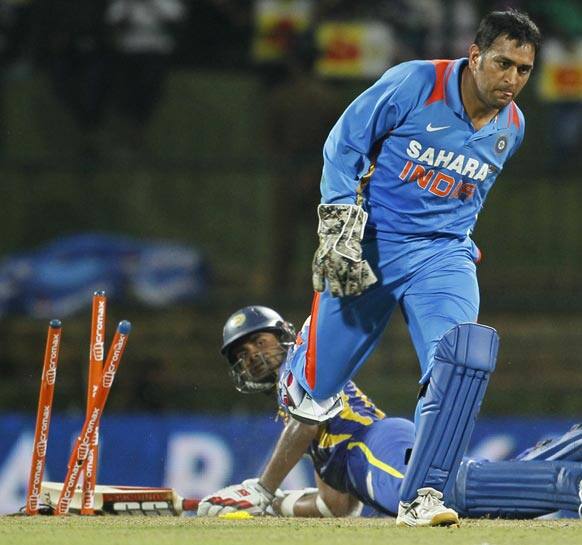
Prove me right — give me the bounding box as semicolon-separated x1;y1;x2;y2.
259;420;319;494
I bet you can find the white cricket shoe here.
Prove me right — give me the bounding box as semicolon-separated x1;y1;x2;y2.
396;487;460;527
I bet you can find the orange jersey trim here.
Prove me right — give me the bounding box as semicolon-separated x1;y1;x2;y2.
305;292;321;390
425;60;455;105
509;102;520;129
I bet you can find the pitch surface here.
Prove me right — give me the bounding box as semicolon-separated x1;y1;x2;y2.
1;516;580;545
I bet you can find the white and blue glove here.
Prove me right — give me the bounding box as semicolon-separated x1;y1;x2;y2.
197;479;277;517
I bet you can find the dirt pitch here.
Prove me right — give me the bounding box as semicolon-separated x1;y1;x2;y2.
1;516;581;545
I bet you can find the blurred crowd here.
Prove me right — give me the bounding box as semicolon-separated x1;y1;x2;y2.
0;0;578;159
0;0;188;157
0;0;578;288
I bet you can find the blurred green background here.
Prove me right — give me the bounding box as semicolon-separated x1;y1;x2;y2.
0;0;580;419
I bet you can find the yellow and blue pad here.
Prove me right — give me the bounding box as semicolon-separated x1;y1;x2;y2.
453;458;582;518
400;323;499;502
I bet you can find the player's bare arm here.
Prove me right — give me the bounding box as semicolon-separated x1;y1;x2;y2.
197;417;320;517
259;418;319;494
260;417;361;517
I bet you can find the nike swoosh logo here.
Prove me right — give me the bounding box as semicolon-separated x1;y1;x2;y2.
426;123;450;132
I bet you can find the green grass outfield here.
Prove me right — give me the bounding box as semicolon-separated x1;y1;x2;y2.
1;516;581;545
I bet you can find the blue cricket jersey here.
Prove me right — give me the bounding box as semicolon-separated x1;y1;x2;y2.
322;58;525;239
309;380;386;492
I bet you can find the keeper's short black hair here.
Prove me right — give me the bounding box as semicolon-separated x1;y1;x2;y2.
474;9;541;55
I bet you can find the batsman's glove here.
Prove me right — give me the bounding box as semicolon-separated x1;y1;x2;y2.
312;204;378;297
197;478;277;517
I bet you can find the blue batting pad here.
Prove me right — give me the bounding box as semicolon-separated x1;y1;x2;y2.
452;459;582;518
515;423;582;461
399;323;499;502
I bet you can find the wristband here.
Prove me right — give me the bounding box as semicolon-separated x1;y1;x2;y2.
255;481;275;503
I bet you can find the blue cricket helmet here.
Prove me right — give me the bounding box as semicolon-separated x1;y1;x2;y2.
221;306;295;393
221;306;294;359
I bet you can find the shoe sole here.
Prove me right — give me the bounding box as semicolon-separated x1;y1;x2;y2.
395;512;460;528
431;512;460;527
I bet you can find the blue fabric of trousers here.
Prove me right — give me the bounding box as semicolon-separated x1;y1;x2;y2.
345;417;415;515
292;235;480;398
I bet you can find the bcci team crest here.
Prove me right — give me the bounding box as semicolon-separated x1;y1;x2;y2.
495;135;508;154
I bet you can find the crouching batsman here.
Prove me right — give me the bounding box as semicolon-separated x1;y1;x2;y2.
206;8;541;526
198;307;582;523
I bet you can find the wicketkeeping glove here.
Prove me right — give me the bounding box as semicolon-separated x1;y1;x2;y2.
197;478;276;517
312;204;378;297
